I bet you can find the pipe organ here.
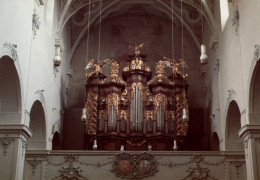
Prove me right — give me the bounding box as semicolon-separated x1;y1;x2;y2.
83;46;189;151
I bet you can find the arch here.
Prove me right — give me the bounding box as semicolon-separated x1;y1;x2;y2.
211;132;220;151
0;56;22;124
27;100;47;150
52;131;61;150
225;100;243;151
248;60;260;125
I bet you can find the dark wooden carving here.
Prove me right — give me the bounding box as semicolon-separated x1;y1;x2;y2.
83;49;189;151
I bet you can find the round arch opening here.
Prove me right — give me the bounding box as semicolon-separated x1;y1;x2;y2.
211;132;220;151
225;101;243;151
249;61;260;124
28;100;47;150
52;132;61;150
0;56;21;124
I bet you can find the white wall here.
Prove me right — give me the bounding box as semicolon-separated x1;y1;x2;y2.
205;0;260;150
0;0;71;150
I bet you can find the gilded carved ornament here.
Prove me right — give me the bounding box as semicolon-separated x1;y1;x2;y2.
146;111;154;121
85;90;98;135
99;110;106;120
154;93;167;112
120;110;127;120
156;60;166;74
107;93;120;115
175;90;189;136
85;58;111;78
128;42;144;57
168;111;175;120
131;57;144;70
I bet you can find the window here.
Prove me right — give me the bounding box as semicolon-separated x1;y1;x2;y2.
220;0;229;31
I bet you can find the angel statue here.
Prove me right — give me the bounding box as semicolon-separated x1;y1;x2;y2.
162;57;189;78
128;42;144;56
85;58;112;78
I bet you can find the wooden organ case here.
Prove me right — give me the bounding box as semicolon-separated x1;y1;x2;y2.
83;52;189;151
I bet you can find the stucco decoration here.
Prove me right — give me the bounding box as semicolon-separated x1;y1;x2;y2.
111;152;158;179
32;11;41;38
50;154;89;180
230;160;243;178
159;154;225;168
183;164;217;180
21;138;27;156
226;89;237;106
240;109;246;125
36;0;47;5
28;159;41;175
3;42;18;61
0;135;15;156
232;9;239;35
53;164;88;180
209;33;219;51
213;58;219;74
52;120;61;134
34;89;46;106
53;67;59;77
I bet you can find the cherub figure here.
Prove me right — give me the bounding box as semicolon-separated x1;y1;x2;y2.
129;42;144;56
162;57;188;78
85;58;111;78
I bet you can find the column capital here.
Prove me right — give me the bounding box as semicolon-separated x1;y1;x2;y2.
0;125;32;139
239;125;260;139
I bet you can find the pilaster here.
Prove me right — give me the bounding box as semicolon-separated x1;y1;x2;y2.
0;125;32;180
239;125;260;180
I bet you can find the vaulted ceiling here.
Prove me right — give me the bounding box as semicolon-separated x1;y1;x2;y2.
58;0;216;60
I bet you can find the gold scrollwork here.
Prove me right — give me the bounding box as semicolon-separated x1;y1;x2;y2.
129;82;152;99
175;90;189;136
99;110;106;120
120;110;127;120
146;111;153;121
123;67;129;72
122;89;128;96
126;139;147;147
145;66;151;72
130;57;144;70
107;93;120;115
154;93;167;111
168;111;175;120
110;61;119;76
155;60;166;74
86;91;98;135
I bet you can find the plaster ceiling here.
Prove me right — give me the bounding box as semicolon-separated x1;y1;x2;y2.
58;0;216;61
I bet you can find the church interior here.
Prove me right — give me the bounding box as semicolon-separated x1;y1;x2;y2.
0;0;260;179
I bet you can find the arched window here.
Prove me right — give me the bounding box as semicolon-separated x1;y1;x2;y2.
220;0;230;31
